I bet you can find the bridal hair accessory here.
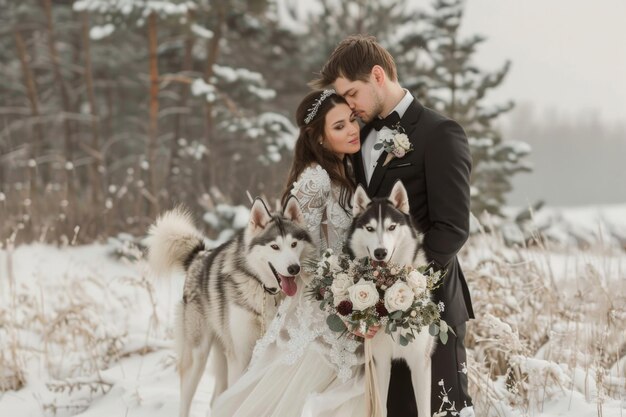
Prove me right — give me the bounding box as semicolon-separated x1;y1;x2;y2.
304;89;336;124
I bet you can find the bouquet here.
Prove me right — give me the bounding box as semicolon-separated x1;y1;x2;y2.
307;249;450;345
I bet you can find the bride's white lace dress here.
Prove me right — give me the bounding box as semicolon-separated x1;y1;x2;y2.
211;163;366;417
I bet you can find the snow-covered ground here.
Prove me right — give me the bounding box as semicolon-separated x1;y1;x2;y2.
1;206;625;417
0;244;211;417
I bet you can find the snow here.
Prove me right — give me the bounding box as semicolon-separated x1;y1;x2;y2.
89;24;115;40
190;79;216;103
213;65;264;85
0;243;216;417
247;85;276;101
74;0;195;17
190;23;213;40
1;206;624;417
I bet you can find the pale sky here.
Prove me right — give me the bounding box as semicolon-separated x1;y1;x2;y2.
459;0;626;127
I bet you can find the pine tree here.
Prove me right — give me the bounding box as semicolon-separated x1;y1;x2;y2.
401;0;531;216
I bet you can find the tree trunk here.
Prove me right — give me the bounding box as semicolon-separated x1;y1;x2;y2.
168;10;196;191
147;12;160;218
81;11;104;210
41;0;76;206
203;0;226;192
14;28;44;190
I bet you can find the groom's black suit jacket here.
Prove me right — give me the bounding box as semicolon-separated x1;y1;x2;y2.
352;98;474;326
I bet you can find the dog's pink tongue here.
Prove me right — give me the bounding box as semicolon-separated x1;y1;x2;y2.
280;275;297;296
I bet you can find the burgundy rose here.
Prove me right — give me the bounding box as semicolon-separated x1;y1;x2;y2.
375;301;388;317
337;300;353;316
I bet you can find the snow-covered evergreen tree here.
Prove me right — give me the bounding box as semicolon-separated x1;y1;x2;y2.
73;0;296;204
401;0;532;215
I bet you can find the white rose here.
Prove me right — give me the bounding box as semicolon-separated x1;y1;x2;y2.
406;270;427;296
384;281;415;312
393;133;411;151
348;279;380;311
331;273;353;306
326;255;341;272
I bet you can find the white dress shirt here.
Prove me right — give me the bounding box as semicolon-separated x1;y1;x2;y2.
362;89;414;184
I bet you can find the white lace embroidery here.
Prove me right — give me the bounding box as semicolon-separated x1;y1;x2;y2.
250;164;361;381
290;164;351;253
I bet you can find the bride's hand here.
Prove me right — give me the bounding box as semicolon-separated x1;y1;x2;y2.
352;324;380;339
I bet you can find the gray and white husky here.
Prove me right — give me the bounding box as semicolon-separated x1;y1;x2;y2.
347;181;435;417
146;196;313;417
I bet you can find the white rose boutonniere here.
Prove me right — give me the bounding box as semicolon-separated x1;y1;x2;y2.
373;123;414;166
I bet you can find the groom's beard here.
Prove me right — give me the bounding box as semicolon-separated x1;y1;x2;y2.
359;89;384;124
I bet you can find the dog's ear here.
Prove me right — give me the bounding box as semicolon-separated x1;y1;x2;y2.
352;185;371;217
249;197;272;234
388;180;409;214
283;195;305;227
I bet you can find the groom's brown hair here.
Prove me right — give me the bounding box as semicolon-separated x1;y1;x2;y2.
310;35;397;88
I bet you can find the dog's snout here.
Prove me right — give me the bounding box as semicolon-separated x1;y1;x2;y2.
287;264;300;275
373;248;387;260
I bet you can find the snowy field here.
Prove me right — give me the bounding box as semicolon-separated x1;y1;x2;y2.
1;206;625;417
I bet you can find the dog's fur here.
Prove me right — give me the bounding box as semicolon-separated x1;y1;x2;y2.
146;197;313;417
347;181;435;417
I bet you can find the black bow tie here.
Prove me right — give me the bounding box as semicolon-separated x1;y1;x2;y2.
369;111;401;131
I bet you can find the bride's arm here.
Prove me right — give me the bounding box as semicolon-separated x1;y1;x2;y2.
289;165;331;251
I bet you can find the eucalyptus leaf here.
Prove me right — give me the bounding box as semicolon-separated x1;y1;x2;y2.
373;143;383;150
399;335;409;346
439;331;448;345
429;323;439;336
327;314;347;332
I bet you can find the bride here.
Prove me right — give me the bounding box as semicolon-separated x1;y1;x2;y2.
211;89;371;417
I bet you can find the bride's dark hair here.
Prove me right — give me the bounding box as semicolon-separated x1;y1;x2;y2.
281;90;356;212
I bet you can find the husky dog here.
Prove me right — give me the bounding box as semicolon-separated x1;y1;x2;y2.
347;181;435;417
146;196;313;417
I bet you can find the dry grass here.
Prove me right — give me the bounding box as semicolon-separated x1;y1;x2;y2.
464;219;626;416
0;236;167;413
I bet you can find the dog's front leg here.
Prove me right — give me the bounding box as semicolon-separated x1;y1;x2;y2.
408;334;434;417
372;338;392;417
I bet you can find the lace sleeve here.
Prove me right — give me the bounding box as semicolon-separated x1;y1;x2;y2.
290;165;331;251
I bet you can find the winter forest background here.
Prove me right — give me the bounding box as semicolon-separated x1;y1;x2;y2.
1;0;625;416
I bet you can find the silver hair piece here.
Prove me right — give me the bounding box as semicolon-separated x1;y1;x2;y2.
304;89;336;125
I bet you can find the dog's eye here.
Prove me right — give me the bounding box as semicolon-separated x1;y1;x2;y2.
291;242;297;248
271;244;279;250
388;224;396;231
365;226;374;232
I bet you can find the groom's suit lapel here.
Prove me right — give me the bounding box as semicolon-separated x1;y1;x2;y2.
367;98;424;196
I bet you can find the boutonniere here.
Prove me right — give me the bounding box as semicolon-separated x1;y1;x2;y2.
373;123;414;166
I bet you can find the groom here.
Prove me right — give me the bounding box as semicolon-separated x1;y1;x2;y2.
312;35;475;417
